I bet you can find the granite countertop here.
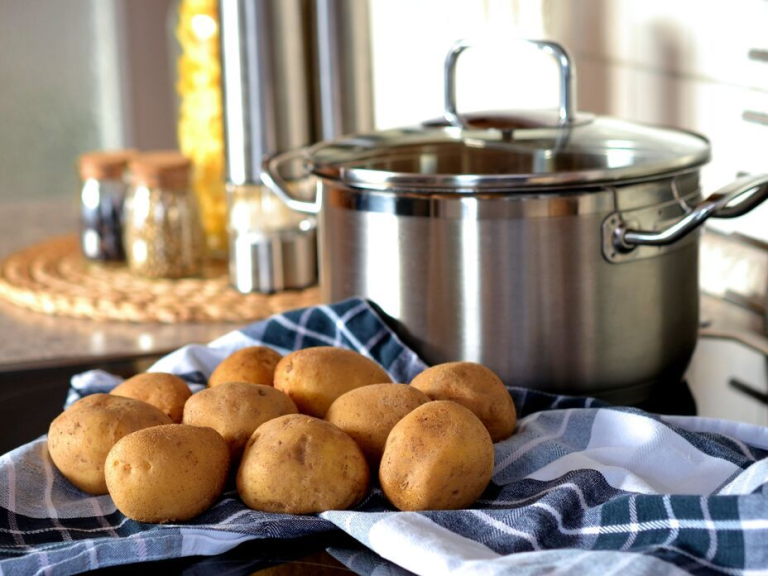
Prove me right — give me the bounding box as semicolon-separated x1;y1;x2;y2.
1;198;766;371
0;199;245;371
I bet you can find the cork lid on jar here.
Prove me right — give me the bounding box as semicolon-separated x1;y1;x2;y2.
130;151;192;189
78;150;137;180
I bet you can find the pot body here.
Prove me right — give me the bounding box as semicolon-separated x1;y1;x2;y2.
318;171;703;404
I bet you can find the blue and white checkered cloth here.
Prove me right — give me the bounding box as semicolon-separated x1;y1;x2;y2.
2;298;768;575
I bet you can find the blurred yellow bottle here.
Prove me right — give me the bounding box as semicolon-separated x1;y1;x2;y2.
175;0;227;258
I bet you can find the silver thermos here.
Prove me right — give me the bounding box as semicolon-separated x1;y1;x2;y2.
220;0;374;293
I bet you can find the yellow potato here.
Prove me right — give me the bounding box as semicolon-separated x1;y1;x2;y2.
237;414;369;514
208;346;282;388
47;394;172;495
379;401;494;511
325;384;430;469
105;424;229;523
410;362;517;442
274;347;392;417
110;372;192;423
183;382;298;461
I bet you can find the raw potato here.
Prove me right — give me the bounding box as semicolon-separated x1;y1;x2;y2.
47;394;172;495
410;362;517;442
208;346;282;388
237;414;369;514
105;424;229;523
325;384;430;468
110;372;192;423
183;382;298;460
379;401;494;511
274;347;392;417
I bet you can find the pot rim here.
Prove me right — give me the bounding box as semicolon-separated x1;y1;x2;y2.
310;163;708;195
302;120;712;193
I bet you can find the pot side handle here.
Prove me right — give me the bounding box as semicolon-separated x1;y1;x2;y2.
261;149;321;215
612;173;768;252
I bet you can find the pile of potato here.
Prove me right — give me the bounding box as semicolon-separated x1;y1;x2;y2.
47;346;517;523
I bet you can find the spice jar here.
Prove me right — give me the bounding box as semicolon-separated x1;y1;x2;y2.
124;152;206;278
78;150;136;261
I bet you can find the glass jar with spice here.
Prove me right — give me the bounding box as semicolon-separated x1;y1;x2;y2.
124;152;206;279
78;150;136;262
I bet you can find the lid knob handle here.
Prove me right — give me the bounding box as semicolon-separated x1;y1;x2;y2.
444;38;577;128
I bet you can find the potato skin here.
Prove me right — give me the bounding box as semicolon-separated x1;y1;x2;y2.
237;414;369;514
379;401;494;511
208;346;282;388
105;424;229;523
47;394;172;495
274;347;392;417
410;362;517;442
110;373;192;423
325;384;430;469
183;382;298;461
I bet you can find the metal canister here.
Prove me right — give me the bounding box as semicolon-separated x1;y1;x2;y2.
220;0;316;293
219;0;373;293
313;0;375;139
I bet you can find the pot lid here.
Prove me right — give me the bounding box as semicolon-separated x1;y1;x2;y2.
304;38;710;192
306;113;711;192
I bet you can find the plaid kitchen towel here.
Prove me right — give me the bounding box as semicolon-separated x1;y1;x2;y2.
2;298;768;576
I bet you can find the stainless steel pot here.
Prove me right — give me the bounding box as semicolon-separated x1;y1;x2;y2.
263;39;768;403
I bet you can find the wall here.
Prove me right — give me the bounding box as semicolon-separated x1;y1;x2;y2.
0;0;176;206
0;0;105;204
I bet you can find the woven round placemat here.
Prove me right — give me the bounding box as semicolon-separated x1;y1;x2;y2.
0;235;320;323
